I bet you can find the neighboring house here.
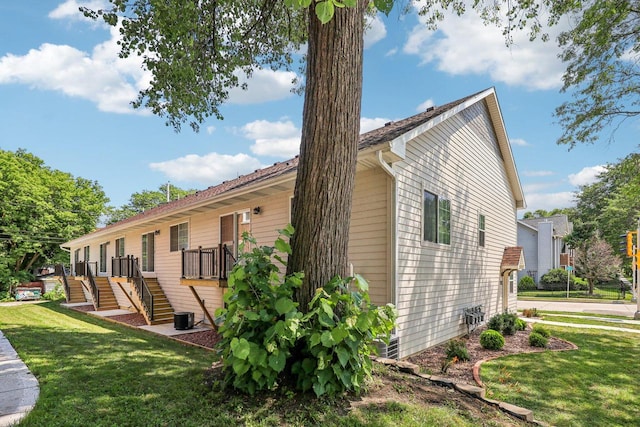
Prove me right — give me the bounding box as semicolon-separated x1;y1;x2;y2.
61;87;525;359
517;215;573;286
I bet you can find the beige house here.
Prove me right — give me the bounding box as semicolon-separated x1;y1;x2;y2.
62;87;525;359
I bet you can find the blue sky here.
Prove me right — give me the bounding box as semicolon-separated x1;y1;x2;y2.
0;1;636;217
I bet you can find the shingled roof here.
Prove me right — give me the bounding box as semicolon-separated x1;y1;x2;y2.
66;88;509;242
501;247;525;274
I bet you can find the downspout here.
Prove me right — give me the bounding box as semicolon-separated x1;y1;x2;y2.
377;150;397;309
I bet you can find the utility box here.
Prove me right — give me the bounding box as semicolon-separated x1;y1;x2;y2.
174;312;194;330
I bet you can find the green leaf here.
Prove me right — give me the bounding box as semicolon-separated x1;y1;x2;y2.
315;0;334;24
353;274;369;292
275;297;296;315
274;237;291;254
331;326;348;344
336;346;351;367
268;351;287;373
231;338;251;360
321;330;335;347
232;359;250;376
373;0;394;15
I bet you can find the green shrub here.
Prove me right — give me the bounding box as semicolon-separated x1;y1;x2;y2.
479;330;505;350
215;227;397;397
292;274;397;396
487;311;519;335
515;318;527;331
43;284;65;301
540;268;575;290
532;324;551;338
445;339;470;362
518;275;536;291
529;331;548;348
487;314;504;332
214;228;304;395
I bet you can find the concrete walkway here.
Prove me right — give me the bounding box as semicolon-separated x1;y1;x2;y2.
518;299;640;318
0;331;39;427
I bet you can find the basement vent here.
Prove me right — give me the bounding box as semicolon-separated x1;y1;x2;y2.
376;336;399;360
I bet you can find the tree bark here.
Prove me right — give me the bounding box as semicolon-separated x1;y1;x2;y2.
287;2;366;312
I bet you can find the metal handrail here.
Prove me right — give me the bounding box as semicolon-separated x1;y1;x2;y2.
86;267;100;307
55;264;70;303
111;255;134;278
130;258;154;321
221;244;236;280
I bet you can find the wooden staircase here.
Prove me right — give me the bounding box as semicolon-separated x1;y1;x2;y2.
143;278;174;325
93;277;119;311
67;278;87;303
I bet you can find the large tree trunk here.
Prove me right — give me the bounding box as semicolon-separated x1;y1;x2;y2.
287;2;366;311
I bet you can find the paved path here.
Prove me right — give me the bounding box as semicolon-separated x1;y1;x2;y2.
518;299;640;318
0;330;39;427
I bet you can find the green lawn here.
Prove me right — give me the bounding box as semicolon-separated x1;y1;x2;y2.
481;325;640;426
0;301;520;427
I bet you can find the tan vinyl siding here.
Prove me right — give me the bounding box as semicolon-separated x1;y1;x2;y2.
395;101;518;358
348;167;391;306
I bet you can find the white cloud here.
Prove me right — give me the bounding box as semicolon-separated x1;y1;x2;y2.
385;47;398;57
206;126;216;135
0;24;149;114
227;68;297;105
416;98;435;112
240;119;301;158
149;153;263;184
403;7;567;90
364;15;387;49
49;0;108;21
522;191;576;212
360;117;391;134
568;165;607;186
510;138;528;146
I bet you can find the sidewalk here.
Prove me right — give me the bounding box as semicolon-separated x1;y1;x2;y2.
518;299;640;318
0;330;39;427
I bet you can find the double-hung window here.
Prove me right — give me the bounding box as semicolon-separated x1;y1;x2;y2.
170;222;189;252
423;190;451;245
478;214;486;247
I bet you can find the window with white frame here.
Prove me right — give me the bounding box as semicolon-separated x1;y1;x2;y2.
170;222;189;252
423;190;451;245
478;214;486;247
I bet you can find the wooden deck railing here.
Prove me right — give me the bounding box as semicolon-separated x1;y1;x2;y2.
181;244;235;280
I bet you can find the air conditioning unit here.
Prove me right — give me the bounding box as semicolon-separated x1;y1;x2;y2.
174;312;194;330
376;336;399;360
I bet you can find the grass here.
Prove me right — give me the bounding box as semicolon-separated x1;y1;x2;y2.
0;301;519;427
518;289;632;301
535;314;640;331
480;325;640;426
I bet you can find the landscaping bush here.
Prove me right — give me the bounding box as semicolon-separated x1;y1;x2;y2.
532;324;551;338
43;284;65;301
444;339;470;362
487;314;504;333
487;311;519;335
518;275;536;291
515;318;527;331
529;331;548;348
479;330;505;350
215;227;397;397
540;268;575;290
